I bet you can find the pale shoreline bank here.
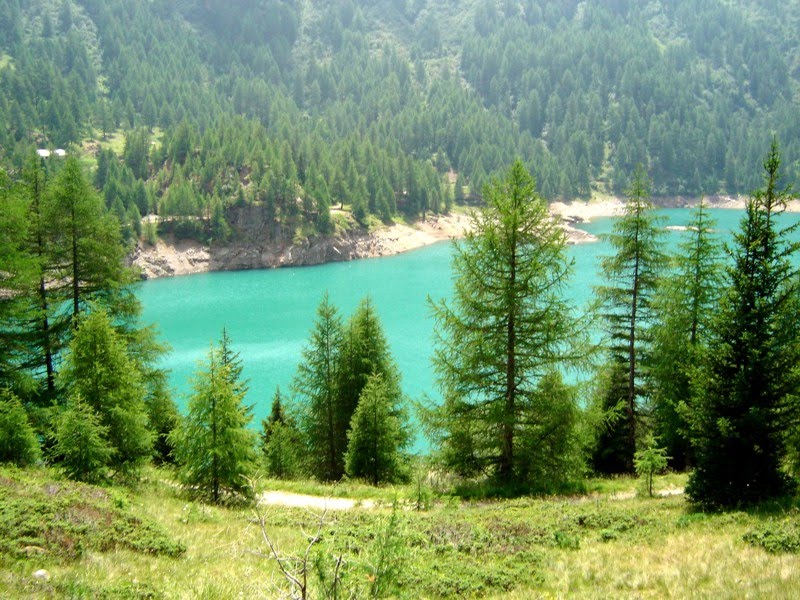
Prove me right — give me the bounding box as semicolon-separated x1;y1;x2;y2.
132;196;800;280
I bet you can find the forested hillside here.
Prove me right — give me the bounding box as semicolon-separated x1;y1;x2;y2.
2;0;800;237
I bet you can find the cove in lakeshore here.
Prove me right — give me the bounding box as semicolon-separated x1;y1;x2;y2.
136;208;800;450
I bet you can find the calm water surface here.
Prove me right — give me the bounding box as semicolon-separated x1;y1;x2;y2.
136;208;794;434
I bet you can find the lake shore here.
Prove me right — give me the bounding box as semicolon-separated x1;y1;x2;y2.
131;196;800;279
131;212;475;279
550;194;800;223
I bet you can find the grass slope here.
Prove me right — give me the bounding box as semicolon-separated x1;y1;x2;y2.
1;467;799;598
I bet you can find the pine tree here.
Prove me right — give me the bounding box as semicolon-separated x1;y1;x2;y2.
593;165;665;473
650;201;722;469
170;337;257;503
51;394;113;483
430;160;587;489
686;140;800;509
337;297;401;453
0;389;40;466
59;308;153;477
345;374;409;485
293;293;346;480
261;387;303;479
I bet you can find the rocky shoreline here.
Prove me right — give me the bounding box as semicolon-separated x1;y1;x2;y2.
131;213;475;280
132;196;791;280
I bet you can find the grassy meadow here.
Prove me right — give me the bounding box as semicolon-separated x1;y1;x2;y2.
1;466;799;599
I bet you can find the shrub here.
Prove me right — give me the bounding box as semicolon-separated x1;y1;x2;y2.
0;390;40;467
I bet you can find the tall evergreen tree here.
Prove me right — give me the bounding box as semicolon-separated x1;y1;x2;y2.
430;160;586;489
345;374;409;485
0;389;41;467
58;308;153;477
337;296;401;452
593;165;665;474
125;323;178;465
293;293;345;480
46;156;135;321
22;156;64;395
686;140;800;508
170;337;257;503
50;393;113;483
650;201;722;469
0;168;38;391
261;387;303;479
219;327;248;398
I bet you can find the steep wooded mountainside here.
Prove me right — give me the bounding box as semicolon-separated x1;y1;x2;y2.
2;0;800;235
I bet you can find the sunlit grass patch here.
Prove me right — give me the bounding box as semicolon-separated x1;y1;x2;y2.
3;466;800;598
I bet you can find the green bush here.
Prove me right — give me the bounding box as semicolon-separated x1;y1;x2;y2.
743;521;800;554
0;468;185;561
0;390;40;467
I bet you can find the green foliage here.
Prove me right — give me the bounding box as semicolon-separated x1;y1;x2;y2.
0;168;37;390
261;387;304;479
293;293;346;481
338;296;402;428
430;160;587;490
345;374;410;485
58;308;153;477
294;294;406;483
593;166;666;474
50;394;112;483
4;0;800;229
743;520;800;554
0;466;185;561
260;503;407;599
686;140;800;509
634;436;670;497
0;389;40;466
142;219;158;246
170;335;257;503
650;201;722;469
47;156;135;320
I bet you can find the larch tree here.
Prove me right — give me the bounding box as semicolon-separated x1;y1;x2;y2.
125;323;179;465
593;165;666;474
16;155;68;397
0;167;38;391
219;327;248;398
430;159;587;490
46;156;135;322
686;140;800;509
649;201;722;469
170;336;257;503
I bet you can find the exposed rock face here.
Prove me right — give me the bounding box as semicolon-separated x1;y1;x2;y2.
129;208;597;280
131;227;411;280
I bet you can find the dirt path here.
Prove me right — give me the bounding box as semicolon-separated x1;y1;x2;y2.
257;486;685;511
258;490;376;511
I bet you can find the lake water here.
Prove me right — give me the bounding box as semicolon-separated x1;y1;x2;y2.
136;208;790;436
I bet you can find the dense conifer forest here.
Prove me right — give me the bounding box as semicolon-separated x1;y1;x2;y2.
2;0;800;239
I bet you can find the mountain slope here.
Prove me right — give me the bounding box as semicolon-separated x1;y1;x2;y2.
1;0;799;236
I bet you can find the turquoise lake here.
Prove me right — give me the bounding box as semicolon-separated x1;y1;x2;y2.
136;208;794;435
